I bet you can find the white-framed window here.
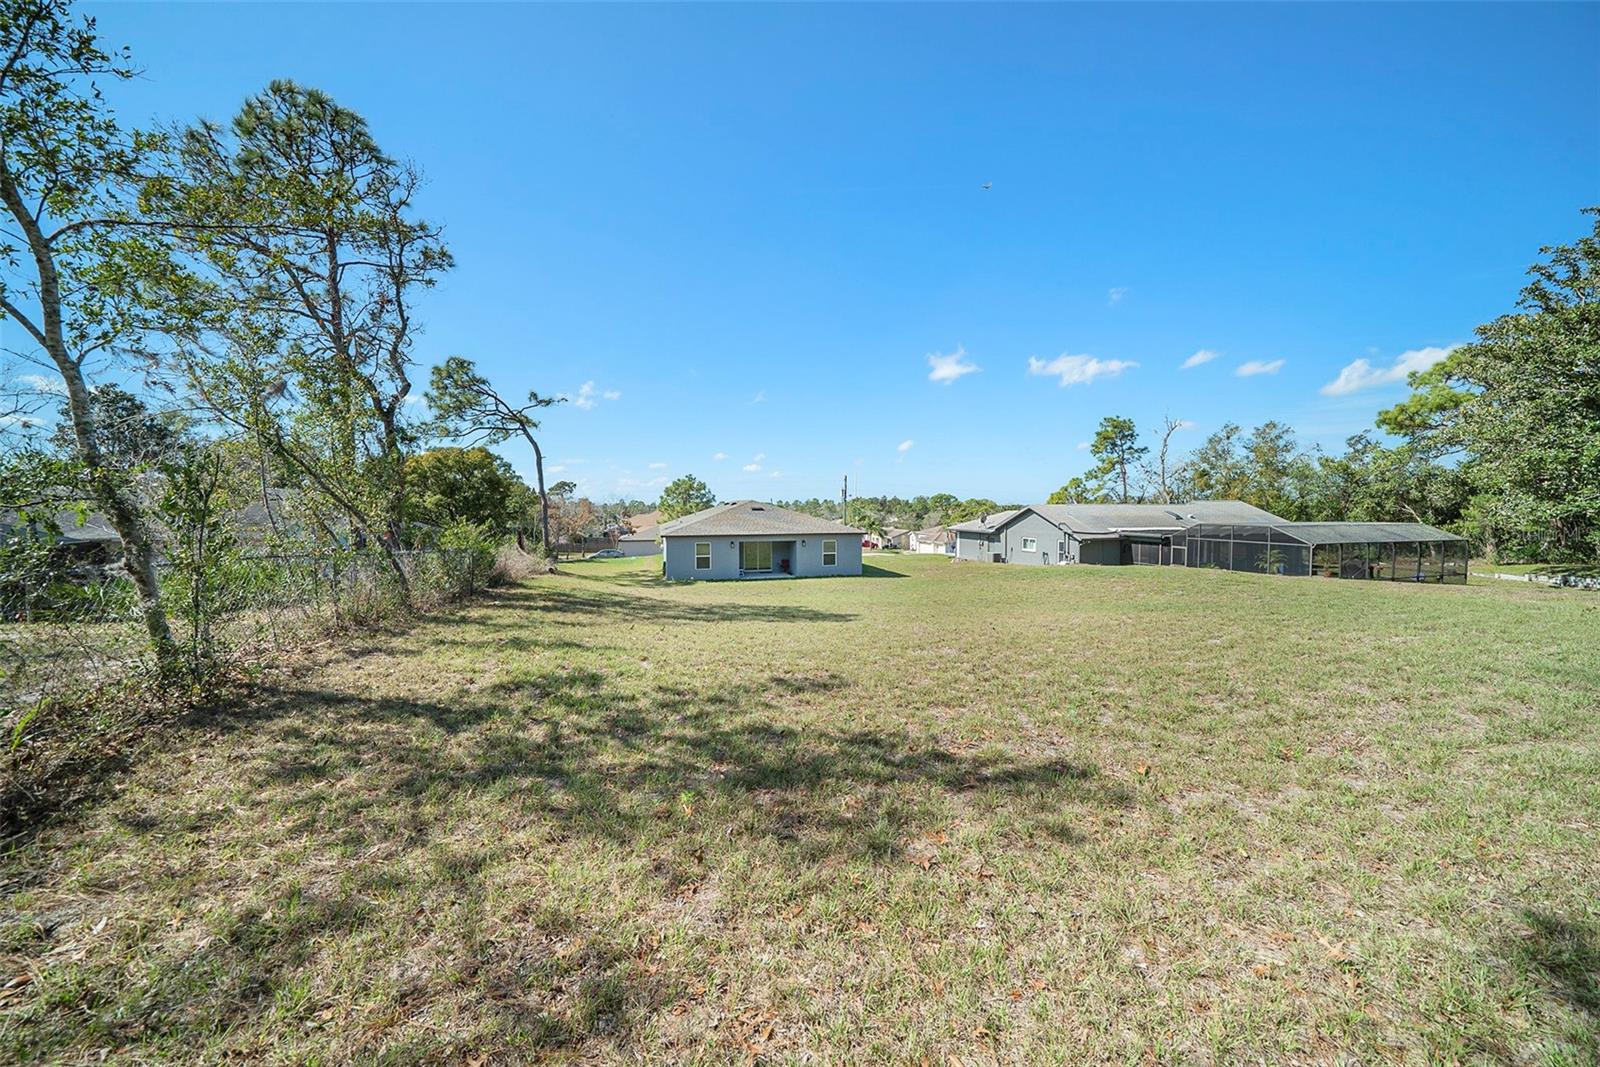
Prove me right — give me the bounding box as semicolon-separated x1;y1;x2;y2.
1021;537;1037;551
694;542;711;569
822;539;837;566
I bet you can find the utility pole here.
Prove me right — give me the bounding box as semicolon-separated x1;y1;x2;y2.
841;475;849;525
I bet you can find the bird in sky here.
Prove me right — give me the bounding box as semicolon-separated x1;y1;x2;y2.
981;181;993;190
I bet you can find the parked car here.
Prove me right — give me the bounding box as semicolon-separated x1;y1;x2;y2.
586;548;625;559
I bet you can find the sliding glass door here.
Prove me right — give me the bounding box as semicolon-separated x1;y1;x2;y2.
740;541;773;572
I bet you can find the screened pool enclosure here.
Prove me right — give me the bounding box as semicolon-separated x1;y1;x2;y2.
1183;522;1468;584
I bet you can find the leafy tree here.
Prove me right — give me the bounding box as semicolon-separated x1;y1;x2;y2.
153;80;448;593
1379;208;1600;561
658;474;715;521
49;383;188;470
0;0;176;664
943;498;1001;524
1090;416;1147;503
1305;433;1469;530
424;356;560;554
402;447;523;533
1186;423;1249;502
1241;421;1316;519
1046;474;1112;505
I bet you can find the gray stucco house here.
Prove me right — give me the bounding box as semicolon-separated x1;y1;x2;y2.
658;500;864;580
951;501;1287;566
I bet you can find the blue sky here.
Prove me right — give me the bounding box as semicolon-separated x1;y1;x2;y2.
70;2;1600;502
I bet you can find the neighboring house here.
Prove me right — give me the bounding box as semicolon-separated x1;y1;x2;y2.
625;509;662;533
616;524;661;557
954;501;1280;565
949;509;1022;563
0;506;122;567
883;527;911;550
658;500;863;580
950;500;1468;583
908;526;954;554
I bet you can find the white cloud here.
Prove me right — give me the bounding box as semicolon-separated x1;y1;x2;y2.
712;451;728;461
19;373;66;394
927;345;979;384
1236;359;1285;377
1175;419;1197;430
897;439;914;453
742;463;762;473
566;381;621;410
1181;349;1218;370
750;390;765;405
647;462;667;470
548;465;567;475
1107;287;1130;306
769;470;783;479
752;452;765;463
1027;353;1138;387
1076;441;1090;450
1320;345;1458;396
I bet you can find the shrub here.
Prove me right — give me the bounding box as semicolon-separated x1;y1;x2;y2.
432;520;501;598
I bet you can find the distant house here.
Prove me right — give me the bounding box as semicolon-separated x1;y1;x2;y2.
950;500;1468;583
883;527;911;550
658;500;863;580
617;525;661;556
908;526;954;554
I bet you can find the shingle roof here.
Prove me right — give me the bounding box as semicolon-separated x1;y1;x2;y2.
658;500;863;538
948;509;1021;534
618;525;658;542
1010;500;1285;535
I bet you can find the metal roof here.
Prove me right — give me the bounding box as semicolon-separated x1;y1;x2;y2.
1264;521;1466;545
658;500;863;538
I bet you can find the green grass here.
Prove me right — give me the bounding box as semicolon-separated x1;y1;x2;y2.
4;555;1598;1064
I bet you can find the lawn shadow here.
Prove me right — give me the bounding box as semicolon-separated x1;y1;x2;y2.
1506;909;1600;1021
451;584;859;626
859;563;910;579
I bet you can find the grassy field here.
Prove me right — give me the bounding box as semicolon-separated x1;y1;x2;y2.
3;554;1598;1064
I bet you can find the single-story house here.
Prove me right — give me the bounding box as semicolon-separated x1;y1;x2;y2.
658;500;863;580
950;500;1467;583
908;526;954;554
952;501;1284;565
616;524;661;556
883;527;911;550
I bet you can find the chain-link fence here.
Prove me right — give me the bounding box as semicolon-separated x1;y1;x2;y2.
2;540;511;821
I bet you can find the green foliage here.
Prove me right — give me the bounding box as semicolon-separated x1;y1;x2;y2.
151;78;450;580
1379;207;1600;562
1089;415;1147;503
941;499;1002;524
657;474;715;521
1047;475;1111;505
155;445;241;681
424;355;560;555
49;384;189;471
432;519;500;597
402;447;524;533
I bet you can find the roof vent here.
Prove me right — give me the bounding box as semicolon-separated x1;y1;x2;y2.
750;505;765;511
